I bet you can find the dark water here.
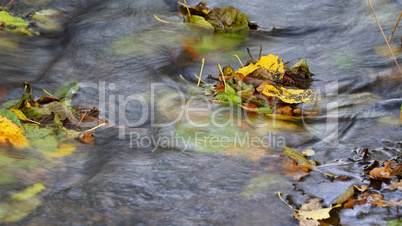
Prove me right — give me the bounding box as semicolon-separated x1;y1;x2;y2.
1;0;402;225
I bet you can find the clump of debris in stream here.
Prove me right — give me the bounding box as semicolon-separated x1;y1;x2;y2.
202;48;317;116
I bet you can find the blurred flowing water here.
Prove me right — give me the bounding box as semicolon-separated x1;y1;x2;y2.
1;0;402;225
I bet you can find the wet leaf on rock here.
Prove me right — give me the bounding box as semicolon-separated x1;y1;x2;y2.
333;185;354;205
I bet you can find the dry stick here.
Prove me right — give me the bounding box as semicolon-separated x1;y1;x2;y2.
197;58;205;87
217;63;227;93
368;0;402;75
77;110;88;127
258;45;262;60
388;10;402;42
247;48;253;59
180;0;192;22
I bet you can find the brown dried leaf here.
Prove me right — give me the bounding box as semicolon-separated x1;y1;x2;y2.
354;185;369;192
387;180;402;190
294;211;320;226
369;166;392;179
78;131;94;144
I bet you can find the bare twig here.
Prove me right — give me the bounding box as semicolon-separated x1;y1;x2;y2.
197;58;205;87
247;48;253;59
368;0;402;75
388;10;402;43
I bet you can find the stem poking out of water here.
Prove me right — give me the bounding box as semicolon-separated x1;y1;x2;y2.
368;0;402;76
217;63;227;93
388;10;402;43
196;58;205;87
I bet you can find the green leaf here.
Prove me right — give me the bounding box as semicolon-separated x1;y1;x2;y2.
21;107;51;120
189;15;214;28
0;109;21;126
225;84;236;96
206;6;250;37
0;11;28;27
11;93;30;110
11;183;45;201
4;197;41;223
53;82;79;99
0;11;34;35
290;59;313;76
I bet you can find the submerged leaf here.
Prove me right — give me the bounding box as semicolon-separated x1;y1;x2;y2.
241;173;283;198
11;183;45;201
4;197;41;223
205;6;250;36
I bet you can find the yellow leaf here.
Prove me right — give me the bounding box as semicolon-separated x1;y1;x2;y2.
44;142;76;158
298;204;341;221
235;54;285;77
9;109;40;125
235;63;259;77
262;85;318;104
256;54;285;74
0;115;29;148
11;183;45;201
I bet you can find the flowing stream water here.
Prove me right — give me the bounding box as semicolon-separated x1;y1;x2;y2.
1;0;402;225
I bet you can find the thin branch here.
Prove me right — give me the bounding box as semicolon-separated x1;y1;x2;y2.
388;10;402;43
368;0;402;76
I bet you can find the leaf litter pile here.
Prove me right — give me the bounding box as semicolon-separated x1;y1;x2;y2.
0;83;106;223
202;49;317;116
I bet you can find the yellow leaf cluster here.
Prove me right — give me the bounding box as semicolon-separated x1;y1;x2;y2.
0;115;29;149
235;54;285;77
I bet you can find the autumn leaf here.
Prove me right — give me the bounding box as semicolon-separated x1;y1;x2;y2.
368;162;393;179
0;115;29;149
11;183;45;201
387;179;402;190
278;192;340;225
281;158;310;181
262;85;318;104
44;143;76;158
283;146;334;178
235;54;285;77
298;205;340;221
333;185;354;205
